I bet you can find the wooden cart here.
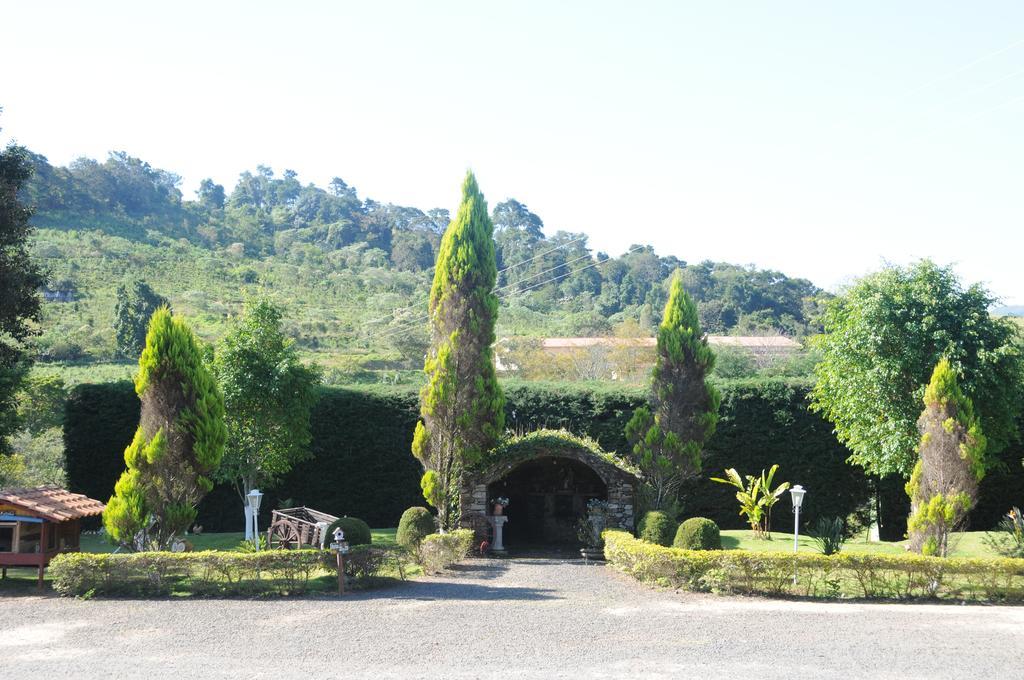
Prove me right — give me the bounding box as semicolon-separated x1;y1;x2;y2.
266;507;338;549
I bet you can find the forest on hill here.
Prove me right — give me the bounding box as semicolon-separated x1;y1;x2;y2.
21;149;826;381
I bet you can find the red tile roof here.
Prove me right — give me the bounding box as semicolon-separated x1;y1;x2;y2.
0;485;105;522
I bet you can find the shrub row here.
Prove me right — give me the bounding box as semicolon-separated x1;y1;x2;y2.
604;530;1024;602
48;546;405;597
65;379;1024;532
417;529;474;574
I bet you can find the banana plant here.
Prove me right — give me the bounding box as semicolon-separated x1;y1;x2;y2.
758;464;791;539
711;465;790;539
711;468;764;536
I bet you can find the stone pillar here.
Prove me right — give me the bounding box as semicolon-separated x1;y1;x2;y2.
491;515;508;552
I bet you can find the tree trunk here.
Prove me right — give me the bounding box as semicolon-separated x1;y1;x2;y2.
243;498;253;540
242;477;255;541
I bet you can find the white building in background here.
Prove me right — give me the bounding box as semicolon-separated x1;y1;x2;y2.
494;335;803;378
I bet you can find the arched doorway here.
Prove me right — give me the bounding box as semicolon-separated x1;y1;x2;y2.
487;457;607;545
460;430;639;551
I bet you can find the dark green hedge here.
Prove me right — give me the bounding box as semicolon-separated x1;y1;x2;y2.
65;379;1020;533
64;382;424;530
63;381;140;529
500;380;644;452
678;379;874;533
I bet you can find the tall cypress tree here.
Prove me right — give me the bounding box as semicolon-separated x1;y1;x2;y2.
103;308;227;550
625;270;720;513
412;172;504;530
906;358;986;556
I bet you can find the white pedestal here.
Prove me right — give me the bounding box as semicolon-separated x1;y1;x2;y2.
491;515;509;552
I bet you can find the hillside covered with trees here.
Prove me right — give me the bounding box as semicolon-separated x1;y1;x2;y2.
21;149;827;381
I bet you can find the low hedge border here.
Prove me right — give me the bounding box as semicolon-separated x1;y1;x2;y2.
603;530;1024;602
49;547;408;598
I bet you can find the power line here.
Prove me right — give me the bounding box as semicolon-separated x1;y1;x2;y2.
925;66;1024;113
830;36;1024;134
501;245;644;302
369;245;643;343
902;37;1024;99
492;251;596;295
361;234;587;328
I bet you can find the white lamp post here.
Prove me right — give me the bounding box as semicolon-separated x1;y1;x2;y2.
790;485;806;551
247;489;263;551
789;485;806;586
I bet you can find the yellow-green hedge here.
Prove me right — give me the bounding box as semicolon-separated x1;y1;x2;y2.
49;547;404;597
603;530;1024;601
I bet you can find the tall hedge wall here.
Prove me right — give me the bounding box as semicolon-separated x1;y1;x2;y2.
678;379;873;533
64;379;1021;533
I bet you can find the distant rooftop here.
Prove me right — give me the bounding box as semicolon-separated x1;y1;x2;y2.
539;336;802;350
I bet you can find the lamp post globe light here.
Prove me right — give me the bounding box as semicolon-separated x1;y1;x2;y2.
247;489;263;551
790;485;806;550
789;485;805;585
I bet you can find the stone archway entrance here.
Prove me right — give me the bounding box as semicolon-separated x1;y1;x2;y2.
460;430;639;551
487;457;607;545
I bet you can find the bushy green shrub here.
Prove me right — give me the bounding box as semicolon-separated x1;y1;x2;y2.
603;530;1024;602
984;507;1024;558
418;529;474;574
638;511;676;546
344;545;408;583
811;516;847;555
396;507;436;549
674;517;721;550
326;517;372;546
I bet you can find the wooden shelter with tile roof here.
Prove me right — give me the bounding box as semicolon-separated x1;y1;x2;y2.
0;485;105;588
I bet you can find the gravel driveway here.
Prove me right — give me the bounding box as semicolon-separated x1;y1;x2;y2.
3;557;1022;679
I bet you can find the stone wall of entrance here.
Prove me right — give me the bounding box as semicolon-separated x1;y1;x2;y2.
461;445;637;536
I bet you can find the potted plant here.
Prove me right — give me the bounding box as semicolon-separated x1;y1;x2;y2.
491;497;510;515
577;499;610;561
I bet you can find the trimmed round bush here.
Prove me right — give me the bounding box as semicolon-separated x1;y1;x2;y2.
674;517;722;550
638;510;675;546
325;516;372;547
396;506;436;549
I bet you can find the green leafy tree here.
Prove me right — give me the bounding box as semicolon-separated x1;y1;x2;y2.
16;373;67;435
197;178;226;211
103;308;226;550
625;271;720;513
113;279;170;359
0;137;45;457
4;373;68;487
906;359;986;556
412;172;505;531
811;260;1023;477
212;297;322;539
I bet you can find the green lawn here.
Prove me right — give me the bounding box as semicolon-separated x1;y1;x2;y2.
720;529;1000;558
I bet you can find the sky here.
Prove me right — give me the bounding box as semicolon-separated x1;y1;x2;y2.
2;1;1022;304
